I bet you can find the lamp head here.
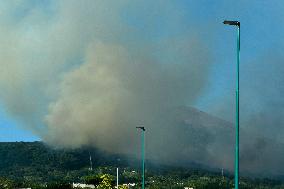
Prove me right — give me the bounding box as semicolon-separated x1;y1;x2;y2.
223;20;240;27
136;126;145;131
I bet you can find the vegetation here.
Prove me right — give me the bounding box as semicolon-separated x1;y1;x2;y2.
0;142;284;188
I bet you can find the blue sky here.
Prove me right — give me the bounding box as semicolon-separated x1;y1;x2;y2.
1;0;284;143
0;106;39;141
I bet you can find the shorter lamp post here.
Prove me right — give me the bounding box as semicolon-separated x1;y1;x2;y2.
136;126;145;189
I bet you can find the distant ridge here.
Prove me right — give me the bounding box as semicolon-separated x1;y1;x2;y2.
1;106;284;180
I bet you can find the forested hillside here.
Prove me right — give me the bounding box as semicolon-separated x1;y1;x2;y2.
0;142;284;189
0;142;130;182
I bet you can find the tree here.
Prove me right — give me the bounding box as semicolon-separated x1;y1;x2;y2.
83;175;102;186
97;174;114;189
118;185;128;189
46;182;72;189
0;177;14;189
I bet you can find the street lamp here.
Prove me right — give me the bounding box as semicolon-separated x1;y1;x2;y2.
136;126;145;189
223;20;240;189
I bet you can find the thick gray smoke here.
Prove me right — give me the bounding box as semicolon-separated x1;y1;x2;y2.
208;51;284;176
0;0;214;166
44;40;210;152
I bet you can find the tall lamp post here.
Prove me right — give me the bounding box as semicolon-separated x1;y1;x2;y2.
136;126;145;189
223;20;240;189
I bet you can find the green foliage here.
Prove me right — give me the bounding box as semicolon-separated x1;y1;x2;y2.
83;174;102;186
121;170;140;183
97;174;114;189
0;142;284;189
46;182;72;189
185;176;229;189
118;185;128;189
0;142;128;183
0;177;14;189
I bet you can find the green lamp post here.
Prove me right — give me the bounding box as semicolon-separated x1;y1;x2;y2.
136;126;145;189
223;20;240;189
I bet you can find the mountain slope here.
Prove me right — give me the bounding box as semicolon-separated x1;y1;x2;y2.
1;106;284;180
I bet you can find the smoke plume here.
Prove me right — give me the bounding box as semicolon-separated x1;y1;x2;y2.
0;0;214;166
2;0;284;176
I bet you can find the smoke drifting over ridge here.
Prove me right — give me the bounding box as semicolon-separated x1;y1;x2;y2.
0;0;214;163
3;0;284;176
44;40;210;151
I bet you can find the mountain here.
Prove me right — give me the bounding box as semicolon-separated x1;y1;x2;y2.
146;106;235;171
0;141;132;182
174;106;284;178
0;106;284;182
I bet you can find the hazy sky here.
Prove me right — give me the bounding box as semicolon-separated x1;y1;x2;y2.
0;0;284;145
